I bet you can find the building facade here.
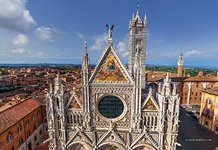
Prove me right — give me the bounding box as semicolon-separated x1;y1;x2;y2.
200;88;218;135
46;11;180;150
0;99;46;150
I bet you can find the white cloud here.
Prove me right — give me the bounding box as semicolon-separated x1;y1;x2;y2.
0;0;36;31
116;34;128;58
117;41;129;57
12;34;28;46
90;33;108;50
35;27;58;41
184;50;202;57
12;48;25;54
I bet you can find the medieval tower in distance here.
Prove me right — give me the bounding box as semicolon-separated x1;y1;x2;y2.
177;53;183;77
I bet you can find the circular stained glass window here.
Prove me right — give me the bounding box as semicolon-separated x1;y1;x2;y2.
98;96;124;119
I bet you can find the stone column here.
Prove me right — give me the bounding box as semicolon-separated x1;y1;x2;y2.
186;82;192;105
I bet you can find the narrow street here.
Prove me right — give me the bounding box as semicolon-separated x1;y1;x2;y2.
177;107;218;150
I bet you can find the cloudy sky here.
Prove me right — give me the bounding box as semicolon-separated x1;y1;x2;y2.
0;0;218;67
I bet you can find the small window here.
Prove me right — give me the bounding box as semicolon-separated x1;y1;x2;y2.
19;138;24;146
32;115;35;121
26;131;31;138
208;98;212;104
7;132;13;143
25;119;30;127
17;125;22;134
37;110;41;116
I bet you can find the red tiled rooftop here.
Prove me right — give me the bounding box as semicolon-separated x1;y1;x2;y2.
0;99;41;134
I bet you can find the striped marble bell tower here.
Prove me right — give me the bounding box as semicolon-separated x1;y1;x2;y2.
128;10;147;89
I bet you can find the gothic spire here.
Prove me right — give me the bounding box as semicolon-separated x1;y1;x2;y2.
172;84;177;95
54;71;61;93
158;82;161;93
82;41;89;69
143;13;147;24
84;41;88;55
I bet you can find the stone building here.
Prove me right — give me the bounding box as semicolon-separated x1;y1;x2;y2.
0;99;46;150
45;10;180;150
200;88;218;135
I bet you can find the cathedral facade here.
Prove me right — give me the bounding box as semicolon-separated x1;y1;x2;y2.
45;10;180;150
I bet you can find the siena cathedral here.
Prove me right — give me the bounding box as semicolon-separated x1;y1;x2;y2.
46;10;180;150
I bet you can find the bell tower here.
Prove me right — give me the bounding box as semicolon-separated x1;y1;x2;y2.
177;53;183;77
128;9;147;89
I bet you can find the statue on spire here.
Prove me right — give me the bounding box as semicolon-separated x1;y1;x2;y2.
106;24;114;40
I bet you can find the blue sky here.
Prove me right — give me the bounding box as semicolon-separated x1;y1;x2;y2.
0;0;218;67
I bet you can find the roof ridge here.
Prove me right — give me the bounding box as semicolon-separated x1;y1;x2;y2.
0;98;37;114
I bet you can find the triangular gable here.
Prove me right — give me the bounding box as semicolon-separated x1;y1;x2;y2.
66;93;82;109
97;130;125;147
89;44;133;84
66;130;92;147
142;94;159;111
